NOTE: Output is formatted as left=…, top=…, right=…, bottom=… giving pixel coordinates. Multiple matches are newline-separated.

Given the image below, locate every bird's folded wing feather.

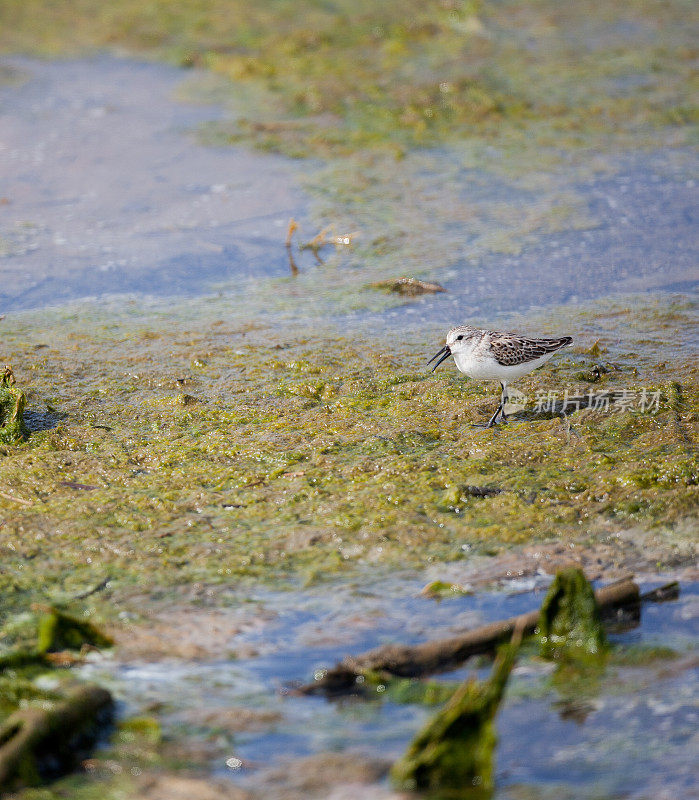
left=490, top=335, right=572, bottom=366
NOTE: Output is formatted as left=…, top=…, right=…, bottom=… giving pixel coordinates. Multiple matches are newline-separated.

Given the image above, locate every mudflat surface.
left=412, top=150, right=698, bottom=323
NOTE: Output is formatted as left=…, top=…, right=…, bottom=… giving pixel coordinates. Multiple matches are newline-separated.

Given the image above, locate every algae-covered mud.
left=0, top=295, right=696, bottom=613
left=0, top=0, right=697, bottom=797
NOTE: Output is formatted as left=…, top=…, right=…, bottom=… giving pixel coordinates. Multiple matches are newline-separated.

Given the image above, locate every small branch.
left=640, top=581, right=680, bottom=603
left=72, top=577, right=112, bottom=601
left=0, top=490, right=32, bottom=506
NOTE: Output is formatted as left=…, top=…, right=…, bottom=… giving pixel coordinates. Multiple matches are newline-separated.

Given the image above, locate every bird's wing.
left=489, top=335, right=572, bottom=367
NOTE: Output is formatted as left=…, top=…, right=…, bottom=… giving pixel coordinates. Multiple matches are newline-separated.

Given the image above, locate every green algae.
left=391, top=640, right=518, bottom=798
left=0, top=677, right=61, bottom=719
left=537, top=568, right=607, bottom=661
left=0, top=296, right=696, bottom=621
left=421, top=580, right=473, bottom=600
left=362, top=671, right=461, bottom=706
left=0, top=367, right=28, bottom=445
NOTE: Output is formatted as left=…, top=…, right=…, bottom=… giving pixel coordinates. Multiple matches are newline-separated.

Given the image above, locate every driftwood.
left=299, top=578, right=643, bottom=695
left=641, top=581, right=680, bottom=603
left=0, top=684, right=113, bottom=792
left=391, top=627, right=522, bottom=795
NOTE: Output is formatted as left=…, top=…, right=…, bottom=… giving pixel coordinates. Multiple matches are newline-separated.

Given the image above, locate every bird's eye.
left=457, top=335, right=464, bottom=341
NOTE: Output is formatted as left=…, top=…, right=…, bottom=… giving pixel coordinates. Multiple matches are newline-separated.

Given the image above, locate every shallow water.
left=0, top=56, right=696, bottom=323
left=79, top=575, right=698, bottom=799
left=0, top=56, right=308, bottom=312
left=391, top=149, right=698, bottom=325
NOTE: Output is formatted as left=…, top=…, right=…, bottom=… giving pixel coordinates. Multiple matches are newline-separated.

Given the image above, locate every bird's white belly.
left=453, top=351, right=555, bottom=381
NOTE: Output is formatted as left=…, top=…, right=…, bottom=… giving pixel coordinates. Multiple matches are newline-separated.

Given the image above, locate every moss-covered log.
left=300, top=577, right=639, bottom=695
left=0, top=366, right=28, bottom=445
left=0, top=684, right=114, bottom=792
left=391, top=637, right=519, bottom=798
left=537, top=567, right=607, bottom=660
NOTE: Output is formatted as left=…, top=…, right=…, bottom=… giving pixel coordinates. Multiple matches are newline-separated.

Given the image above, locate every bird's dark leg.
left=500, top=381, right=508, bottom=422
left=486, top=404, right=503, bottom=428
left=486, top=382, right=508, bottom=428
left=486, top=398, right=504, bottom=428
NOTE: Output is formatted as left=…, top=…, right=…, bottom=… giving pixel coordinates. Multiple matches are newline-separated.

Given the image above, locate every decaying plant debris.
left=370, top=276, right=446, bottom=295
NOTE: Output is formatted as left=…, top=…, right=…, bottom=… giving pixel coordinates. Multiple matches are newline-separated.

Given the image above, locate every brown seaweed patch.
left=370, top=277, right=446, bottom=295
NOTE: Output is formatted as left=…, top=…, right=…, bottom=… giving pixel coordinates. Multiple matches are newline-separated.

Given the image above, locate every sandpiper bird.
left=428, top=326, right=573, bottom=427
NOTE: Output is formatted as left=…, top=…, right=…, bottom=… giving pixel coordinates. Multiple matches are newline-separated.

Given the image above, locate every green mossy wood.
left=36, top=607, right=114, bottom=654
left=0, top=610, right=115, bottom=792
left=0, top=367, right=28, bottom=445
left=0, top=608, right=113, bottom=673
left=391, top=640, right=518, bottom=798
left=537, top=568, right=607, bottom=660
left=0, top=684, right=114, bottom=792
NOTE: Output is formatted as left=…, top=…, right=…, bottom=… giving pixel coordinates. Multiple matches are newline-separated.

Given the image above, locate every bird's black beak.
left=427, top=345, right=451, bottom=372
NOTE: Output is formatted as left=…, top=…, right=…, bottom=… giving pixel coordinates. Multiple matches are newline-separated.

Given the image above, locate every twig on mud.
left=72, top=577, right=112, bottom=601
left=0, top=490, right=32, bottom=506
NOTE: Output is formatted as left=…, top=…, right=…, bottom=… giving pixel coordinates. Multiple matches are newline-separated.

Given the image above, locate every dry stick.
left=640, top=581, right=680, bottom=603
left=72, top=576, right=112, bottom=602
left=0, top=490, right=32, bottom=506
left=0, top=684, right=113, bottom=790
left=299, top=578, right=642, bottom=695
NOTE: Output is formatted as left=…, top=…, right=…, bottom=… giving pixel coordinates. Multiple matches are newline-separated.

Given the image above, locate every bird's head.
left=427, top=326, right=478, bottom=372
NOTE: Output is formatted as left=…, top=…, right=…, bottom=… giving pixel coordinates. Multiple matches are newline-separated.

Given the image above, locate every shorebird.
left=428, top=325, right=573, bottom=427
